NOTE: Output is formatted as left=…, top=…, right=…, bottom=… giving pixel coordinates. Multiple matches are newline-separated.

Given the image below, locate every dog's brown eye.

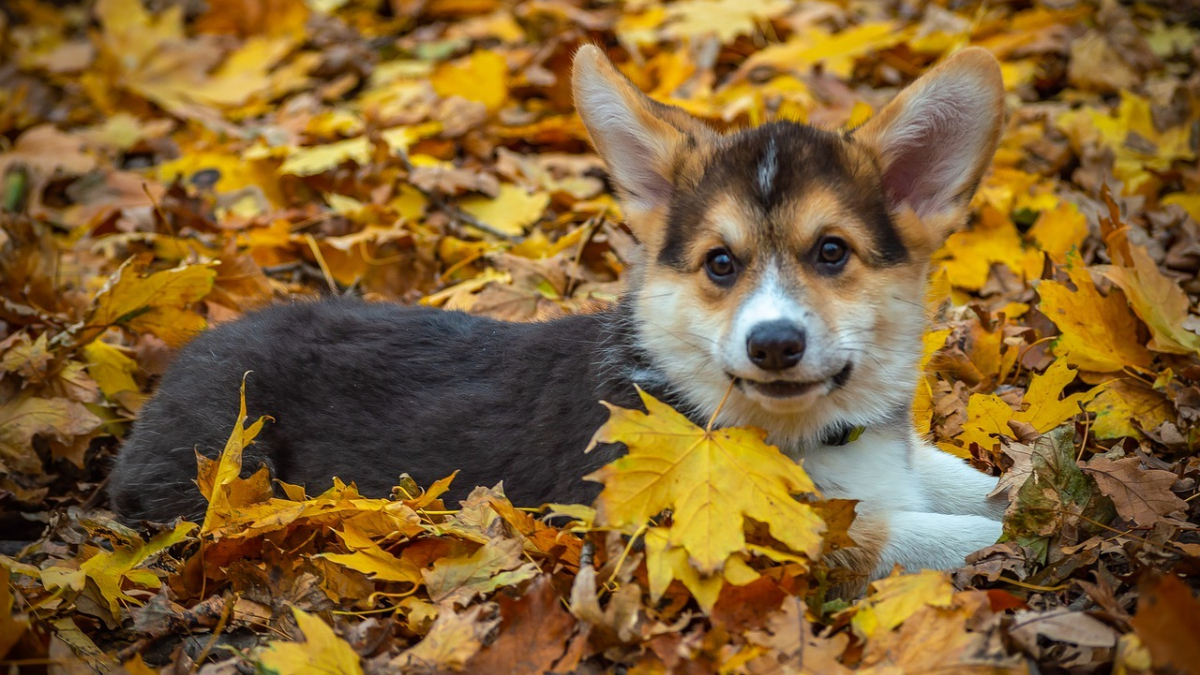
left=705, top=248, right=737, bottom=284
left=816, top=237, right=850, bottom=269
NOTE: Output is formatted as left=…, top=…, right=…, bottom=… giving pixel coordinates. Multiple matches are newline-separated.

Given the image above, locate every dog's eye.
left=704, top=248, right=737, bottom=284
left=816, top=237, right=850, bottom=270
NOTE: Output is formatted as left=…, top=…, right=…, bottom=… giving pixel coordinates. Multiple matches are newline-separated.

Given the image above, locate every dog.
left=109, top=45, right=1007, bottom=580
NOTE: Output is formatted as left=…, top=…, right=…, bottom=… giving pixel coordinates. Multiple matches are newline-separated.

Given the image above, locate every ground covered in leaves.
left=2, top=0, right=1200, bottom=672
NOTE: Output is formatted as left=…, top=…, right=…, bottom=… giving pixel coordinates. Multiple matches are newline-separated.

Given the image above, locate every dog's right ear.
left=572, top=45, right=714, bottom=239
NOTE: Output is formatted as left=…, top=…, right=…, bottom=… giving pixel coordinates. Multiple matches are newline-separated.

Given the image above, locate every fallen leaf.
left=1130, top=574, right=1200, bottom=675
left=422, top=537, right=540, bottom=607
left=738, top=22, right=909, bottom=80
left=586, top=387, right=825, bottom=575
left=851, top=569, right=955, bottom=639
left=81, top=340, right=139, bottom=400
left=466, top=575, right=584, bottom=675
left=1011, top=607, right=1117, bottom=648
left=0, top=124, right=97, bottom=179
left=958, top=359, right=1102, bottom=452
left=0, top=394, right=103, bottom=472
left=1083, top=456, right=1187, bottom=527
left=46, top=521, right=196, bottom=619
left=0, top=566, right=30, bottom=660
left=431, top=51, right=508, bottom=113
left=84, top=257, right=217, bottom=348
left=1003, top=426, right=1115, bottom=548
left=661, top=0, right=793, bottom=43
left=257, top=607, right=363, bottom=675
left=392, top=604, right=500, bottom=672
left=1103, top=240, right=1200, bottom=357
left=458, top=183, right=550, bottom=237
left=200, top=375, right=271, bottom=534
left=1086, top=378, right=1175, bottom=440
left=320, top=526, right=424, bottom=586
left=1036, top=257, right=1153, bottom=372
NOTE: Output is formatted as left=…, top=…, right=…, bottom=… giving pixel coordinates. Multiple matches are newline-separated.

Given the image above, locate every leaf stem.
left=706, top=379, right=736, bottom=433
left=606, top=520, right=651, bottom=589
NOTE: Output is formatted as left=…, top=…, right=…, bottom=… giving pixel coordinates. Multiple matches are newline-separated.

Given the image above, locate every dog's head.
left=573, top=45, right=1004, bottom=445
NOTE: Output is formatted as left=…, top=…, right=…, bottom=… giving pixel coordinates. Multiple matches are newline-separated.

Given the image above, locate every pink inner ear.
left=574, top=76, right=677, bottom=213
left=877, top=81, right=995, bottom=219
left=606, top=129, right=674, bottom=210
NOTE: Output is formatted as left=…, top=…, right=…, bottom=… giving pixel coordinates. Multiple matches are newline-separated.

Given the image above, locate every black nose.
left=746, top=320, right=806, bottom=371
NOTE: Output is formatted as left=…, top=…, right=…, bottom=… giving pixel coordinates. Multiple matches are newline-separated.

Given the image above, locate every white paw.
left=874, top=512, right=1003, bottom=577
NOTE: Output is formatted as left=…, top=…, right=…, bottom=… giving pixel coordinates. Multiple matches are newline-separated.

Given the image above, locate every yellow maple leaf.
left=957, top=360, right=1103, bottom=453
left=190, top=36, right=319, bottom=111
left=90, top=0, right=227, bottom=121
left=201, top=376, right=270, bottom=534
left=431, top=51, right=508, bottom=112
left=271, top=122, right=441, bottom=176
left=320, top=526, right=423, bottom=586
left=257, top=607, right=363, bottom=675
left=937, top=205, right=1038, bottom=291
left=157, top=149, right=286, bottom=207
left=1036, top=257, right=1152, bottom=373
left=851, top=569, right=955, bottom=639
left=914, top=328, right=952, bottom=435
left=1055, top=92, right=1194, bottom=198
left=1087, top=379, right=1174, bottom=440
left=1027, top=201, right=1089, bottom=263
left=586, top=388, right=824, bottom=575
left=39, top=521, right=196, bottom=619
left=643, top=527, right=760, bottom=613
left=738, top=22, right=910, bottom=79
left=0, top=394, right=103, bottom=473
left=84, top=257, right=217, bottom=348
left=661, top=0, right=793, bottom=44
left=1019, top=360, right=1098, bottom=430
left=1100, top=228, right=1200, bottom=356
left=81, top=341, right=138, bottom=400
left=458, top=183, right=550, bottom=237
left=1162, top=193, right=1200, bottom=222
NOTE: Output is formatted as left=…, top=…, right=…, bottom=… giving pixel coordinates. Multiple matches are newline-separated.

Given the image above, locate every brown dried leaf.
left=1084, top=456, right=1188, bottom=526
left=391, top=604, right=500, bottom=672
left=466, top=575, right=585, bottom=675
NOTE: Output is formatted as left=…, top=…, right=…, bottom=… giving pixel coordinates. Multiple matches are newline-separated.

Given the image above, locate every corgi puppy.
left=110, top=45, right=1007, bottom=580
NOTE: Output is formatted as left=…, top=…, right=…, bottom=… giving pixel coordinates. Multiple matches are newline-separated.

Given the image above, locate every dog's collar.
left=821, top=423, right=866, bottom=447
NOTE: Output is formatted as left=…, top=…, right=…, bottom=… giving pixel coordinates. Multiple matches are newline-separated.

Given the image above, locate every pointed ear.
left=572, top=45, right=714, bottom=234
left=855, top=47, right=1005, bottom=240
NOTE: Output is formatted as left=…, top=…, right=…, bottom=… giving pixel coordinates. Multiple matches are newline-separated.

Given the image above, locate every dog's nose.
left=746, top=321, right=806, bottom=371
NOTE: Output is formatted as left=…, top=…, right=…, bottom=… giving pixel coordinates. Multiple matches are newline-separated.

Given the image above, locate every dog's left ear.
left=855, top=47, right=1005, bottom=246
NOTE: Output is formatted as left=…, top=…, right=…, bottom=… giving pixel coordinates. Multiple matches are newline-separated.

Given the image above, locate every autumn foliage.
left=2, top=0, right=1200, bottom=673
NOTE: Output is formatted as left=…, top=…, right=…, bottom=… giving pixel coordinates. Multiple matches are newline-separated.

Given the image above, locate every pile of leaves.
left=2, top=0, right=1200, bottom=672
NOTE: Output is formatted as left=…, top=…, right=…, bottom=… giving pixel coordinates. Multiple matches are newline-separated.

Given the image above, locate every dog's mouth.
left=730, top=363, right=854, bottom=399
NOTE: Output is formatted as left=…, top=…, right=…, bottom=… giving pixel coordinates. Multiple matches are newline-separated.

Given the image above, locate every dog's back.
left=109, top=299, right=636, bottom=522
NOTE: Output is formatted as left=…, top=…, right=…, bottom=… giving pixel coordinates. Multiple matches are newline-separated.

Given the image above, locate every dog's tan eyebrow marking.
left=708, top=196, right=753, bottom=254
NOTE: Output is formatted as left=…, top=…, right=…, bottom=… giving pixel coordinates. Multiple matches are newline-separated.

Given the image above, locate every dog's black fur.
left=109, top=299, right=646, bottom=522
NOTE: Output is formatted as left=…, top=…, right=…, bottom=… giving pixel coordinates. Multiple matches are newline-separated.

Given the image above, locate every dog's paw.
left=874, top=512, right=1003, bottom=577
